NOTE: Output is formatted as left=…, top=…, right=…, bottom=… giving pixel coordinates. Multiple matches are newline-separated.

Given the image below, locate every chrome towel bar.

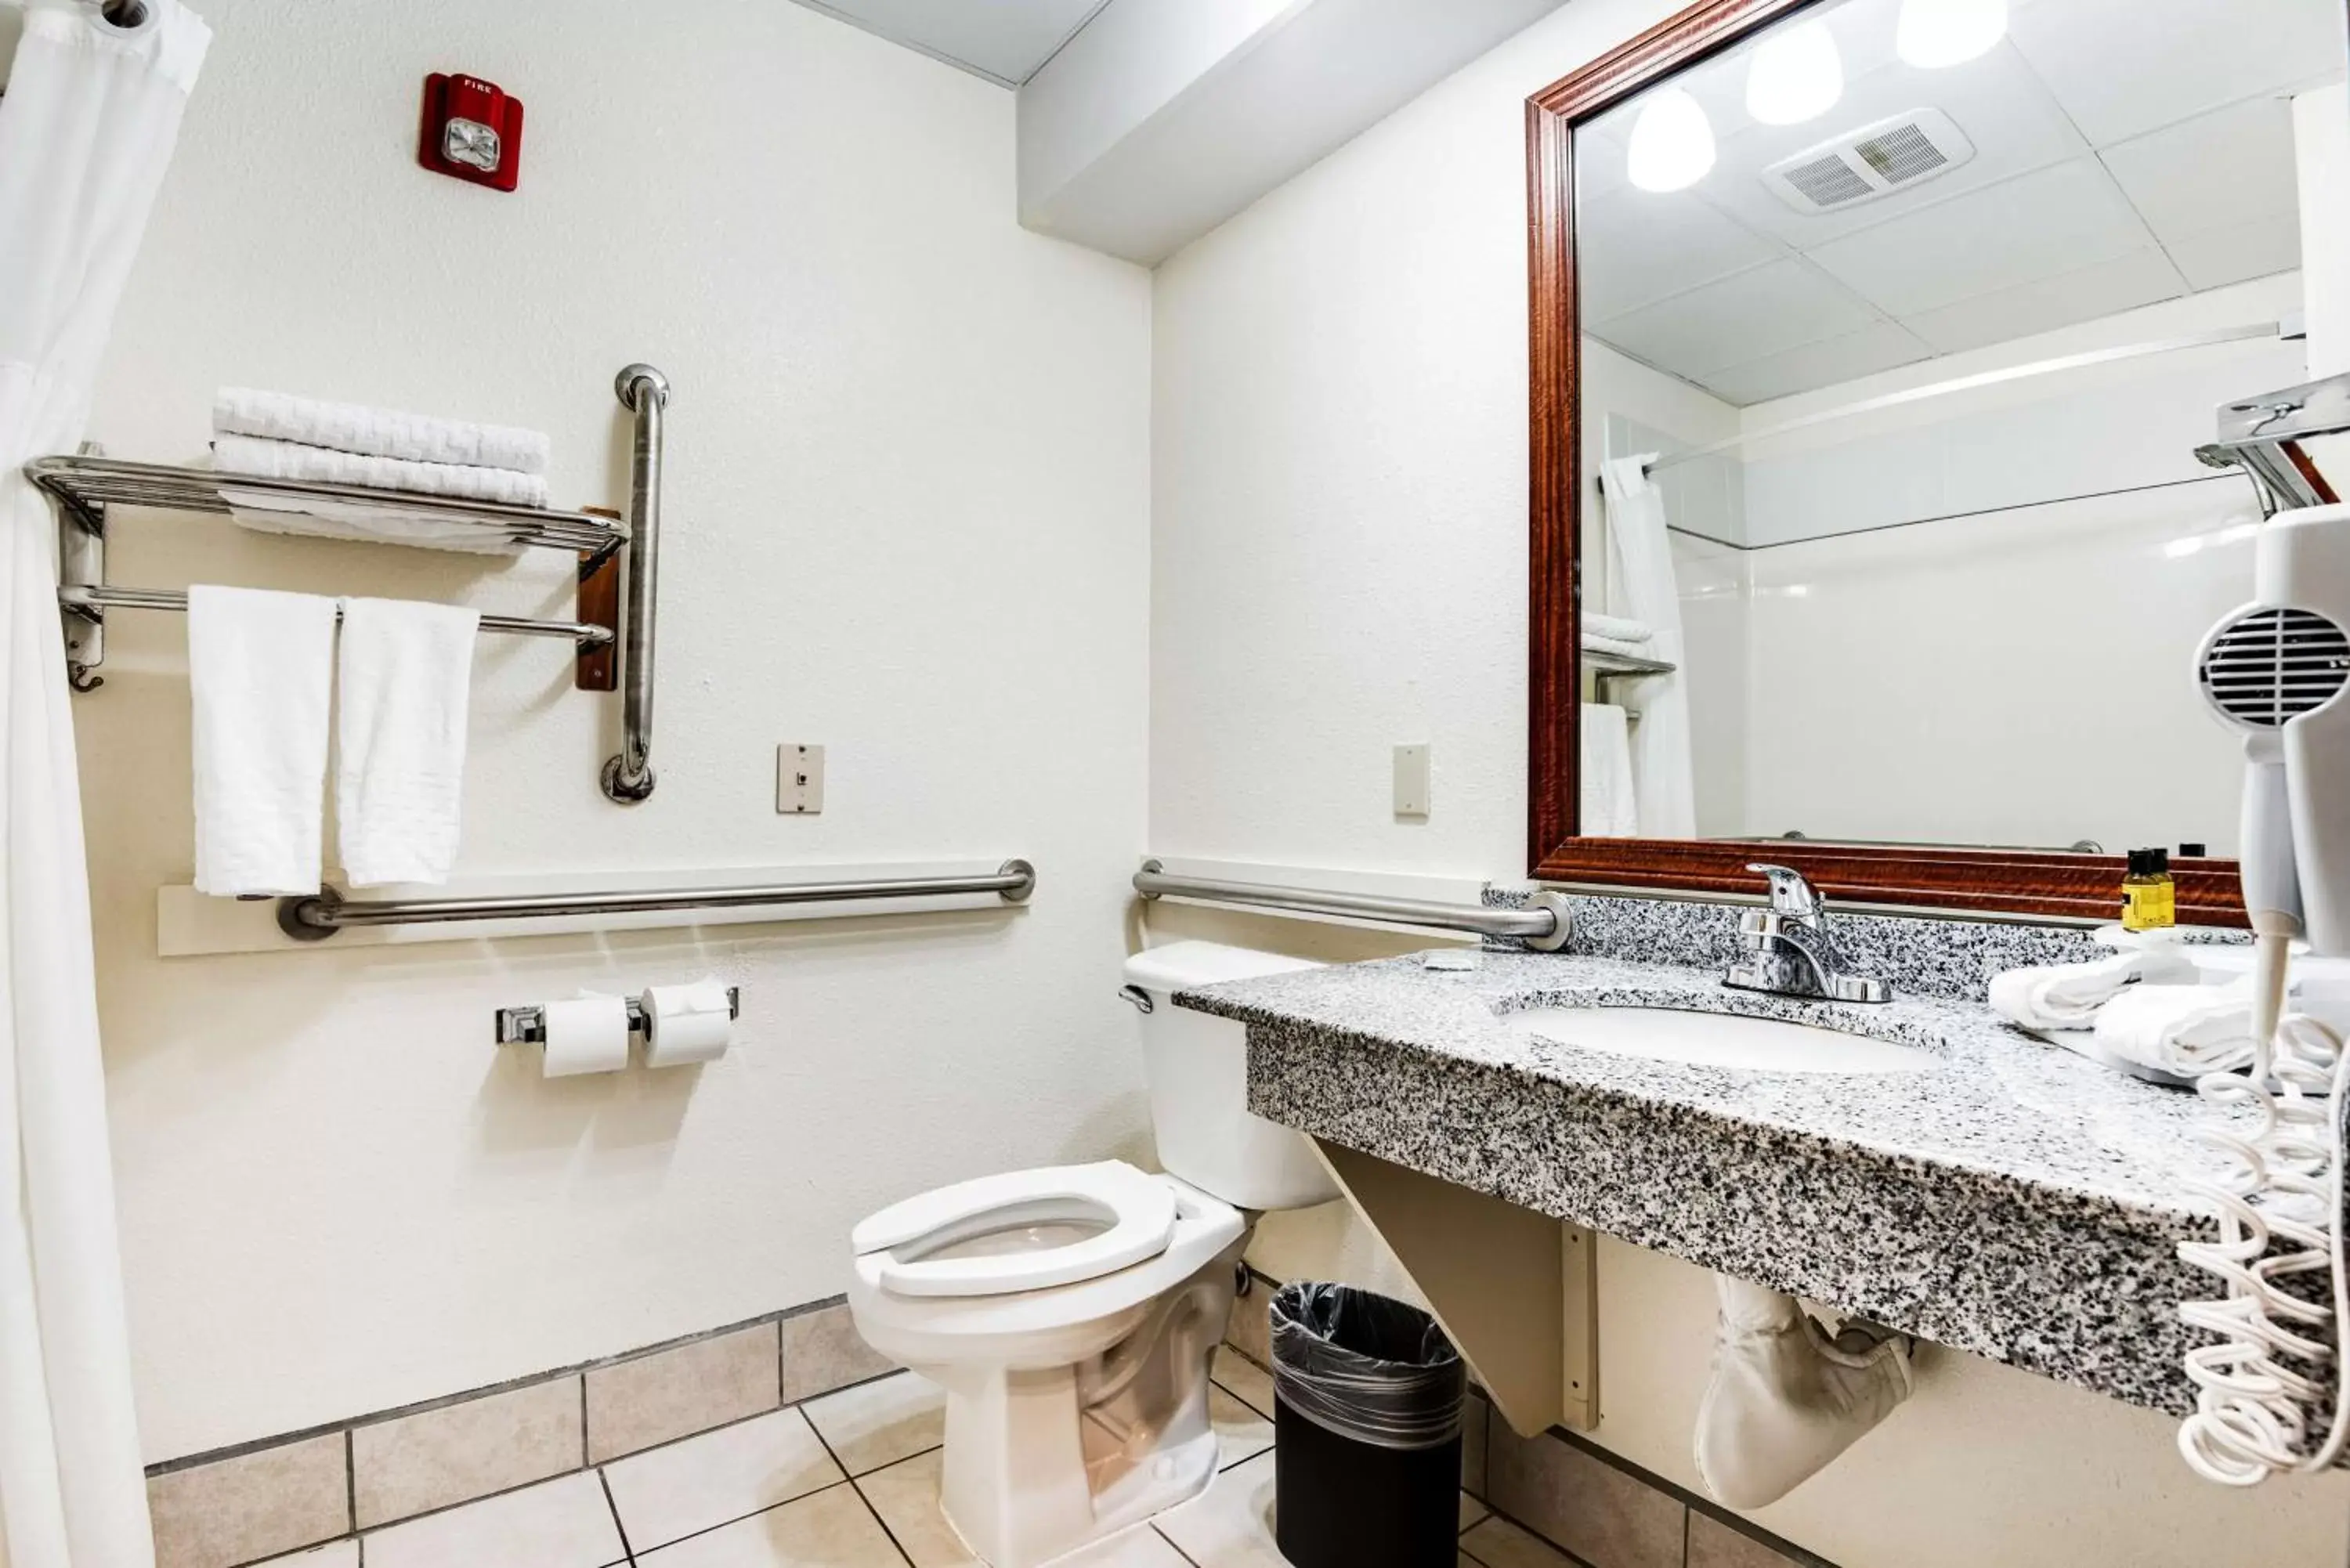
left=277, top=859, right=1036, bottom=941
left=56, top=584, right=613, bottom=645
left=1133, top=860, right=1570, bottom=950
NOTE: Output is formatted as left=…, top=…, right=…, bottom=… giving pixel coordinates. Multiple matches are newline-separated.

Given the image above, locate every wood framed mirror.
left=1527, top=0, right=2350, bottom=923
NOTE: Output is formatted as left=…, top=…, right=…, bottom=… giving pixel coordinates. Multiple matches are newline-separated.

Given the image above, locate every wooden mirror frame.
left=1524, top=0, right=2251, bottom=925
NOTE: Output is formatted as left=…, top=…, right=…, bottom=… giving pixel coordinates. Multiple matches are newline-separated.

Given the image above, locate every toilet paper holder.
left=496, top=987, right=742, bottom=1046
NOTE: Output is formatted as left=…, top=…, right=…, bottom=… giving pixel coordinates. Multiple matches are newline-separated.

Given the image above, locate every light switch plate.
left=778, top=744, right=824, bottom=815
left=1393, top=743, right=1430, bottom=818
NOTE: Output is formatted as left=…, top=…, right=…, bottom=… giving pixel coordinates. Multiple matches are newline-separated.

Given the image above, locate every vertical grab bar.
left=604, top=364, right=668, bottom=803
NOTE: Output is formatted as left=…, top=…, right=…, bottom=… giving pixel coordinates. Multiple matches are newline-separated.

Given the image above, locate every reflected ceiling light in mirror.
left=1627, top=88, right=1716, bottom=193
left=1896, top=0, right=2006, bottom=67
left=1745, top=20, right=1843, bottom=125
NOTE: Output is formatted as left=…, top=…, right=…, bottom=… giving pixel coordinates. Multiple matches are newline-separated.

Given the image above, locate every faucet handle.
left=1746, top=863, right=1823, bottom=922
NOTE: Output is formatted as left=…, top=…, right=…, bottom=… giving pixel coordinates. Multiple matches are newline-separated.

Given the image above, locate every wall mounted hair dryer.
left=2180, top=486, right=2350, bottom=1484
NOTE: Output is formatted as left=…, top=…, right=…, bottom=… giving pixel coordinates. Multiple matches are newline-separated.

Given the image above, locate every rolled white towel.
left=212, top=433, right=549, bottom=508
left=215, top=387, right=549, bottom=475
left=2092, top=984, right=2258, bottom=1076
left=1584, top=633, right=1663, bottom=663
left=1988, top=948, right=2200, bottom=1030
left=1583, top=611, right=1653, bottom=645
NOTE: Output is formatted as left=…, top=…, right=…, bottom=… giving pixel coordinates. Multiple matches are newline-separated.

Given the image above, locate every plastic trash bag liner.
left=1271, top=1282, right=1466, bottom=1450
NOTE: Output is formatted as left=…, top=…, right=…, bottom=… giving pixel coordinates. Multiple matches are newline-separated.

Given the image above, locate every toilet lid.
left=851, top=1161, right=1179, bottom=1298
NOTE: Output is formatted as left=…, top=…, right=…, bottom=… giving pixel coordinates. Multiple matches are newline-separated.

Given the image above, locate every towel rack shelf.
left=1584, top=648, right=1675, bottom=677
left=28, top=362, right=673, bottom=803
left=25, top=455, right=629, bottom=553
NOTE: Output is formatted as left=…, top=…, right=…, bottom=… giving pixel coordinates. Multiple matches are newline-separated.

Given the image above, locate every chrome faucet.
left=1722, top=864, right=1892, bottom=1003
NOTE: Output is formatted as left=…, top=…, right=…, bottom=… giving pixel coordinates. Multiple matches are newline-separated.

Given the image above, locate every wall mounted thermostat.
left=418, top=73, right=523, bottom=192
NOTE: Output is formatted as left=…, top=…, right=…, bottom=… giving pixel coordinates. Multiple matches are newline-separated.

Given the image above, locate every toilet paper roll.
left=641, top=979, right=733, bottom=1068
left=540, top=995, right=631, bottom=1077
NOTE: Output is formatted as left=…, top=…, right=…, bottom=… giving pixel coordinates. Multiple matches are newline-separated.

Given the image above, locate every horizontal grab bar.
left=277, top=859, right=1036, bottom=941
left=1132, top=861, right=1569, bottom=950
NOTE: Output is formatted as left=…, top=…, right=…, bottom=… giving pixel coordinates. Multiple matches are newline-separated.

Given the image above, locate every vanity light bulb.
left=1896, top=0, right=2007, bottom=68
left=1627, top=88, right=1716, bottom=193
left=1745, top=21, right=1843, bottom=126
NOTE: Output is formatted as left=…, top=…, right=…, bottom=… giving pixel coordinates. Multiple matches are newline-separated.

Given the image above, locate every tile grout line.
left=1148, top=1522, right=1204, bottom=1568
left=804, top=1412, right=916, bottom=1568
left=598, top=1466, right=638, bottom=1566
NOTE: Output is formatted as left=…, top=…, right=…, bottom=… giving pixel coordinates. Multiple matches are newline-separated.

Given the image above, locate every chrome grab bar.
left=605, top=364, right=667, bottom=803
left=277, top=859, right=1036, bottom=941
left=1132, top=860, right=1570, bottom=950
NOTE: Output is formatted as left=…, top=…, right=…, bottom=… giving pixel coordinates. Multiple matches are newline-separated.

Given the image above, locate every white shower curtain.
left=0, top=4, right=208, bottom=1565
left=1598, top=455, right=1696, bottom=837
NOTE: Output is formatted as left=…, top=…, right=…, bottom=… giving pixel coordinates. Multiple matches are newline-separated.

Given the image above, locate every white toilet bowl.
left=847, top=942, right=1338, bottom=1568
left=849, top=1161, right=1248, bottom=1568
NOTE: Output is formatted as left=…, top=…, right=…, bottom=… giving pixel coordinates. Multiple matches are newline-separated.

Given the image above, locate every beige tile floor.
left=332, top=1349, right=1571, bottom=1567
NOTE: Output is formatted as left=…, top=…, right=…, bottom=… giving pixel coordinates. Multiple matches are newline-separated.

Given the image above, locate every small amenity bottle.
left=2122, top=847, right=2176, bottom=932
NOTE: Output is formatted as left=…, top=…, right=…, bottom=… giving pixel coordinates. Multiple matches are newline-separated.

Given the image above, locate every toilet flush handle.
left=1118, top=985, right=1155, bottom=1014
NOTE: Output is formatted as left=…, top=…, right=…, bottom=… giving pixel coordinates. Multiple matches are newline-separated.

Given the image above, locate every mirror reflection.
left=1575, top=0, right=2347, bottom=858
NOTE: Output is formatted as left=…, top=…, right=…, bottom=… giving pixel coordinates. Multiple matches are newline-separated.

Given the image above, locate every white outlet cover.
left=779, top=744, right=825, bottom=815
left=1393, top=743, right=1430, bottom=818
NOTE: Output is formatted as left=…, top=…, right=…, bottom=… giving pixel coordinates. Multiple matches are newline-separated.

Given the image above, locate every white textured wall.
left=1146, top=0, right=2350, bottom=1561
left=81, top=0, right=1151, bottom=1461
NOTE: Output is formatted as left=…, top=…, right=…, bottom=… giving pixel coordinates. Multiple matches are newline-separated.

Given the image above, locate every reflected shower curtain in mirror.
left=1599, top=456, right=1696, bottom=837
left=0, top=4, right=208, bottom=1563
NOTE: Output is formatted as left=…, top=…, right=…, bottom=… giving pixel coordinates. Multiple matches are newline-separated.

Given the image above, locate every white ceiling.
left=789, top=0, right=1112, bottom=88
left=1581, top=0, right=2345, bottom=406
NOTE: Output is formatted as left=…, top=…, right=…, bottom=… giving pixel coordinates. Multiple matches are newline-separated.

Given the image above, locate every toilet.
left=848, top=941, right=1338, bottom=1567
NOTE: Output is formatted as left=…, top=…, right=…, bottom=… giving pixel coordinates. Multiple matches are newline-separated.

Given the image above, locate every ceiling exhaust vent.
left=1762, top=108, right=1975, bottom=214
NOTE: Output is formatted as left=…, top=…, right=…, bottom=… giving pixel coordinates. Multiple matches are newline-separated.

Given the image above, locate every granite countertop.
left=1177, top=948, right=2232, bottom=1416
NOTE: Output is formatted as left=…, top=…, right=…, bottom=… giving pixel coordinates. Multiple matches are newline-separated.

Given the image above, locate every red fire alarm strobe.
left=418, top=73, right=523, bottom=191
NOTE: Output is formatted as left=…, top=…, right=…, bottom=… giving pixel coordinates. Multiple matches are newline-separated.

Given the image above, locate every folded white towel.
left=336, top=598, right=479, bottom=887
left=212, top=434, right=550, bottom=508
left=221, top=490, right=525, bottom=558
left=1581, top=703, right=1639, bottom=836
left=1584, top=633, right=1661, bottom=663
left=215, top=387, right=550, bottom=475
left=1987, top=948, right=2200, bottom=1030
left=188, top=586, right=338, bottom=896
left=1584, top=611, right=1653, bottom=645
left=2092, top=984, right=2258, bottom=1076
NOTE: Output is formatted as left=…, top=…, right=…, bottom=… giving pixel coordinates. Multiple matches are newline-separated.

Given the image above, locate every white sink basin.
left=1505, top=1006, right=1939, bottom=1075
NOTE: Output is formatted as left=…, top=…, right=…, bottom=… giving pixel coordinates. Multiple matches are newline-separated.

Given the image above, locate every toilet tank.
left=1124, top=941, right=1342, bottom=1212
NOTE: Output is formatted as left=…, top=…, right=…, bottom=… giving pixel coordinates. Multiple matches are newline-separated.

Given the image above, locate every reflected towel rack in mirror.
left=24, top=362, right=671, bottom=804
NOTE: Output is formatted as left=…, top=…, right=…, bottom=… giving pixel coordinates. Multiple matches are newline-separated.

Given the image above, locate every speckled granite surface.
left=1179, top=949, right=2233, bottom=1416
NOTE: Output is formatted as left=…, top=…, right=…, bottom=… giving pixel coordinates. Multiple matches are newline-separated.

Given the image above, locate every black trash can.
left=1269, top=1282, right=1466, bottom=1568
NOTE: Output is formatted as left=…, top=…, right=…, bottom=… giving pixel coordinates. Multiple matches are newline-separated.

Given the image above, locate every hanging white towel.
left=336, top=598, right=480, bottom=887
left=188, top=585, right=336, bottom=896
left=1582, top=611, right=1653, bottom=645
left=215, top=386, right=550, bottom=475
left=1581, top=703, right=1639, bottom=837
left=1600, top=455, right=1696, bottom=836
left=212, top=432, right=549, bottom=507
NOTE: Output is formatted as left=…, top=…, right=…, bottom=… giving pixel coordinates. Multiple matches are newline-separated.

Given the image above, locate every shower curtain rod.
left=1642, top=321, right=2283, bottom=475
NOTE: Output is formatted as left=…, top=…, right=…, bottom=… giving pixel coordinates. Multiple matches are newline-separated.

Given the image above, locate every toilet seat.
left=851, top=1161, right=1178, bottom=1299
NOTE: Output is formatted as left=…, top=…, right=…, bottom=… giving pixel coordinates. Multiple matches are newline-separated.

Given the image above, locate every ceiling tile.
left=2102, top=95, right=2303, bottom=249
left=1576, top=187, right=1784, bottom=320
left=1700, top=320, right=1936, bottom=405
left=2164, top=215, right=2305, bottom=291
left=1695, top=38, right=2091, bottom=250
left=1900, top=247, right=2188, bottom=355
left=1591, top=259, right=1880, bottom=380
left=2006, top=0, right=2345, bottom=146
left=1806, top=157, right=2155, bottom=316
